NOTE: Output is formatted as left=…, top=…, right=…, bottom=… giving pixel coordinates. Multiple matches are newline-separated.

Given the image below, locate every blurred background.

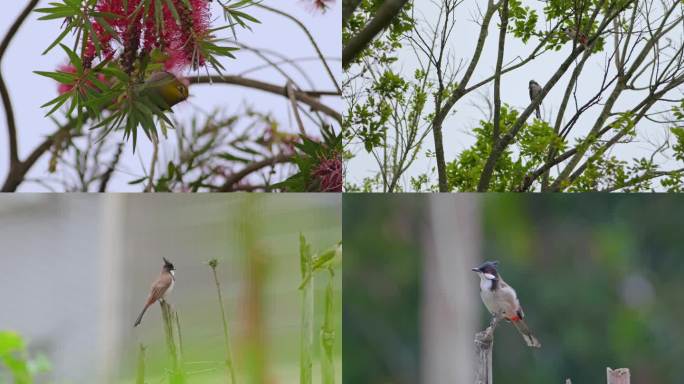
left=343, top=194, right=684, bottom=384
left=0, top=194, right=341, bottom=383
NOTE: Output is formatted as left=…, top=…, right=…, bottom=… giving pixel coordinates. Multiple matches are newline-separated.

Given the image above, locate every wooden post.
left=607, top=368, right=630, bottom=384
left=474, top=318, right=499, bottom=384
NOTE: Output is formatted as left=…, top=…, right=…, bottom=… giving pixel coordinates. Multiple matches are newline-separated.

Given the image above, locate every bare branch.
left=218, top=153, right=293, bottom=192
left=0, top=0, right=40, bottom=167
left=190, top=76, right=341, bottom=123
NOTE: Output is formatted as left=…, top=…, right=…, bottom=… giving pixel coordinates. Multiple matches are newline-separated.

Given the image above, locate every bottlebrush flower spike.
left=83, top=0, right=212, bottom=72
left=168, top=0, right=212, bottom=70
left=303, top=0, right=335, bottom=13
left=312, top=153, right=342, bottom=192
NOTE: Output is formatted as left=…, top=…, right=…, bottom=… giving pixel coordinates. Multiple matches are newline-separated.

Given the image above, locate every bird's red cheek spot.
left=508, top=315, right=521, bottom=321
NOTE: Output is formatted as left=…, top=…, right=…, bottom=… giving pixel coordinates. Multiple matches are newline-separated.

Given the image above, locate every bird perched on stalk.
left=528, top=80, right=542, bottom=119
left=472, top=260, right=541, bottom=348
left=134, top=257, right=176, bottom=327
left=141, top=71, right=188, bottom=110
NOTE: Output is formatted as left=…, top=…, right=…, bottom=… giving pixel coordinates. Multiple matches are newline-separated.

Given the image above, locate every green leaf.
left=60, top=43, right=83, bottom=73
left=42, top=24, right=74, bottom=55
left=34, top=70, right=76, bottom=84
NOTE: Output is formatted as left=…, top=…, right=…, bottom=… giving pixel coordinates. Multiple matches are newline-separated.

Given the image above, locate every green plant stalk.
left=136, top=344, right=146, bottom=384
left=299, top=234, right=313, bottom=384
left=320, top=269, right=336, bottom=384
left=175, top=311, right=185, bottom=364
left=160, top=301, right=185, bottom=384
left=210, top=259, right=238, bottom=384
left=240, top=196, right=268, bottom=384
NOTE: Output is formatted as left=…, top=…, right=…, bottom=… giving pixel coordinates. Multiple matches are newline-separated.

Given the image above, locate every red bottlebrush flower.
left=84, top=0, right=211, bottom=71
left=165, top=0, right=211, bottom=70
left=312, top=153, right=342, bottom=192
left=56, top=64, right=77, bottom=95
left=55, top=64, right=110, bottom=95
left=302, top=0, right=335, bottom=13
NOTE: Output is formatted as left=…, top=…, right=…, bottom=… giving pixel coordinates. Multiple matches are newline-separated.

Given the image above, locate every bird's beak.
left=471, top=267, right=480, bottom=272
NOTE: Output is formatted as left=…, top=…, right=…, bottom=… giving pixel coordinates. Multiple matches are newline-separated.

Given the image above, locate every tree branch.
left=2, top=121, right=74, bottom=192
left=0, top=0, right=40, bottom=167
left=432, top=0, right=502, bottom=191
left=190, top=76, right=341, bottom=123
left=343, top=0, right=363, bottom=28
left=342, top=0, right=410, bottom=68
left=218, top=153, right=293, bottom=192
left=492, top=0, right=509, bottom=143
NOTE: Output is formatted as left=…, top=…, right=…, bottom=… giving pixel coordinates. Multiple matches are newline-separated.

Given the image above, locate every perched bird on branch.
left=141, top=71, right=189, bottom=110
left=563, top=27, right=589, bottom=48
left=472, top=261, right=541, bottom=348
left=528, top=80, right=542, bottom=119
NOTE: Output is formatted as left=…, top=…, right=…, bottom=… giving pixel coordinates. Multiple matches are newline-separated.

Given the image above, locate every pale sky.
left=346, top=1, right=680, bottom=191
left=0, top=0, right=341, bottom=191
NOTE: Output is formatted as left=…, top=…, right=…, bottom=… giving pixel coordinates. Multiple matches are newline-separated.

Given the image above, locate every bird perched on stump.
left=528, top=80, right=542, bottom=119
left=472, top=260, right=541, bottom=348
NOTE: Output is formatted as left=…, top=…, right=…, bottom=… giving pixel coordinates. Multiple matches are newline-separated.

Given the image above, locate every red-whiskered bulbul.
left=529, top=80, right=542, bottom=119
left=472, top=260, right=541, bottom=348
left=563, top=27, right=589, bottom=48
left=134, top=257, right=175, bottom=327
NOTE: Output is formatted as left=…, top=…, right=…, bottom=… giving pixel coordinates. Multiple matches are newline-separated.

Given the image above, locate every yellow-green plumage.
left=142, top=71, right=188, bottom=110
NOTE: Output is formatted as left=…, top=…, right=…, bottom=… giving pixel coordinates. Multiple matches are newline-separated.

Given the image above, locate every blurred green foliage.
left=483, top=194, right=684, bottom=383
left=343, top=194, right=684, bottom=383
left=343, top=195, right=426, bottom=384
left=0, top=331, right=51, bottom=383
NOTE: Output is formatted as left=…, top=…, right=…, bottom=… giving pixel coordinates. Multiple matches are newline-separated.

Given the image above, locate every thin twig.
left=98, top=143, right=124, bottom=192
left=287, top=81, right=307, bottom=136
left=256, top=4, right=341, bottom=94
left=145, top=133, right=159, bottom=192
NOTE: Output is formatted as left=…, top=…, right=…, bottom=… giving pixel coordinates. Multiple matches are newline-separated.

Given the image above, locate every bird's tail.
left=512, top=318, right=541, bottom=348
left=134, top=305, right=149, bottom=327
left=535, top=107, right=541, bottom=119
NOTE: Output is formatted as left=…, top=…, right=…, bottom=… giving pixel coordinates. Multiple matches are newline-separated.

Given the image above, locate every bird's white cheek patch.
left=484, top=273, right=496, bottom=280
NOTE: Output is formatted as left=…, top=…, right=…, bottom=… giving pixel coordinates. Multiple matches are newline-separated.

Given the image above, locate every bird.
left=472, top=260, right=541, bottom=348
left=563, top=27, right=589, bottom=48
left=141, top=71, right=188, bottom=110
left=134, top=257, right=176, bottom=327
left=528, top=80, right=542, bottom=119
